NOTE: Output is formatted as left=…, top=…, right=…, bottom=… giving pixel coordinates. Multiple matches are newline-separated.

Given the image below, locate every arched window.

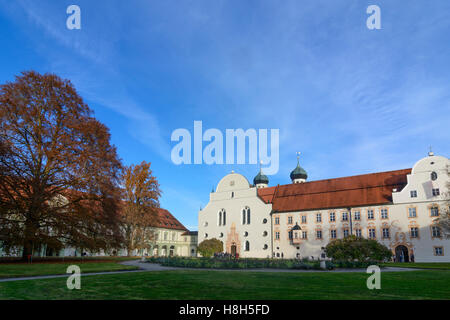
left=242, top=207, right=250, bottom=225
left=218, top=209, right=226, bottom=226
left=245, top=241, right=250, bottom=251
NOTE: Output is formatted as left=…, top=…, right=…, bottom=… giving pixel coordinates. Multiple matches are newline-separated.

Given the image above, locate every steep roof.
left=155, top=208, right=188, bottom=231
left=182, top=230, right=198, bottom=236
left=257, top=186, right=277, bottom=204
left=257, top=168, right=411, bottom=212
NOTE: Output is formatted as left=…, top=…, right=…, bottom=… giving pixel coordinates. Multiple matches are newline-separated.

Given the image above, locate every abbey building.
left=198, top=152, right=450, bottom=262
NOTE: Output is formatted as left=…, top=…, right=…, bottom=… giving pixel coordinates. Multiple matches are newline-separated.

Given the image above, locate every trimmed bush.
left=325, top=235, right=392, bottom=262
left=197, top=238, right=223, bottom=257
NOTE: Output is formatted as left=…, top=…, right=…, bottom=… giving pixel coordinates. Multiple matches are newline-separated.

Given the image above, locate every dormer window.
left=432, top=188, right=440, bottom=196
left=410, top=190, right=417, bottom=198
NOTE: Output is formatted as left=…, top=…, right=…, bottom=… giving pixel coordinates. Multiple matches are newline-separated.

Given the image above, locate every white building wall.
left=199, top=173, right=272, bottom=258
left=200, top=154, right=450, bottom=262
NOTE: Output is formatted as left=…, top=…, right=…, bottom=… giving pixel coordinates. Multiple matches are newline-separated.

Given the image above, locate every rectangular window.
left=381, top=208, right=388, bottom=219
left=354, top=211, right=361, bottom=221
left=432, top=188, right=440, bottom=196
left=355, top=229, right=362, bottom=237
left=368, top=228, right=376, bottom=239
left=316, top=230, right=322, bottom=239
left=368, top=210, right=374, bottom=220
left=275, top=232, right=280, bottom=240
left=342, top=212, right=348, bottom=221
left=302, top=231, right=307, bottom=239
left=329, top=212, right=335, bottom=222
left=410, top=227, right=419, bottom=238
left=434, top=247, right=443, bottom=256
left=301, top=215, right=307, bottom=224
left=288, top=216, right=293, bottom=225
left=343, top=229, right=349, bottom=238
left=432, top=226, right=441, bottom=238
left=408, top=207, right=417, bottom=218
left=410, top=190, right=417, bottom=198
left=316, top=213, right=322, bottom=223
left=382, top=228, right=390, bottom=239
left=288, top=231, right=293, bottom=240
left=330, top=229, right=337, bottom=239
left=275, top=217, right=280, bottom=225
left=430, top=207, right=439, bottom=217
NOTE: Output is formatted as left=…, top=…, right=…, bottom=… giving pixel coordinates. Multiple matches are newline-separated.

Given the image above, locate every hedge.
left=145, top=257, right=378, bottom=270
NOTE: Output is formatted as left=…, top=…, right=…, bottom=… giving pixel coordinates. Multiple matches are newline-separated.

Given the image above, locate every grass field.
left=0, top=260, right=138, bottom=279
left=0, top=269, right=449, bottom=300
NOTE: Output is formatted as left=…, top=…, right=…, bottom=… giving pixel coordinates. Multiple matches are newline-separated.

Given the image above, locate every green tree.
left=197, top=238, right=223, bottom=257
left=325, top=235, right=392, bottom=262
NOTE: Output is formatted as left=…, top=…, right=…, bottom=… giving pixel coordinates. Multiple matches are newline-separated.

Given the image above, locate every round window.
left=431, top=171, right=438, bottom=181
left=243, top=231, right=248, bottom=237
left=263, top=244, right=268, bottom=250
left=263, top=218, right=268, bottom=224
left=263, top=231, right=268, bottom=237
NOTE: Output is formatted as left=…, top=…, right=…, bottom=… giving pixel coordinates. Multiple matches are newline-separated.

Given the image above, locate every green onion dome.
left=290, top=162, right=307, bottom=181
left=253, top=170, right=269, bottom=185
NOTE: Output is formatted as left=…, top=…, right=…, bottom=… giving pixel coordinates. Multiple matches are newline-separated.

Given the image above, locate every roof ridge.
left=281, top=168, right=411, bottom=186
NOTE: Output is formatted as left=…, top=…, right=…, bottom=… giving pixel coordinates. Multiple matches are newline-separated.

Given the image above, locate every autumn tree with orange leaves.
left=121, top=161, right=161, bottom=256
left=0, top=71, right=124, bottom=259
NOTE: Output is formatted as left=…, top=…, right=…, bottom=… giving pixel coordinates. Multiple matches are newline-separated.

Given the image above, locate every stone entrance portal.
left=226, top=223, right=241, bottom=255
left=395, top=245, right=409, bottom=262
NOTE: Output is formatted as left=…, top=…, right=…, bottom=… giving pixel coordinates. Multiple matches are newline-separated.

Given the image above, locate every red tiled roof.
left=257, top=186, right=277, bottom=204
left=155, top=208, right=188, bottom=231
left=257, top=169, right=411, bottom=212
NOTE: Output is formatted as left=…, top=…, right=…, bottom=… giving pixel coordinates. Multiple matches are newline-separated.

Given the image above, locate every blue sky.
left=1, top=0, right=449, bottom=230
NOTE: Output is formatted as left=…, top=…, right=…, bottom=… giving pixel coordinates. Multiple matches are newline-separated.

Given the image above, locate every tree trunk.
left=21, top=239, right=33, bottom=261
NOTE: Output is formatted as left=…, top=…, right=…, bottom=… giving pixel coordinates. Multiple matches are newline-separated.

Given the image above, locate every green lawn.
left=1, top=269, right=449, bottom=300
left=0, top=261, right=138, bottom=279
left=381, top=262, right=450, bottom=270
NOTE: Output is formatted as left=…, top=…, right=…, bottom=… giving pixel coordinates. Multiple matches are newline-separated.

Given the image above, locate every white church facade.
left=198, top=152, right=450, bottom=262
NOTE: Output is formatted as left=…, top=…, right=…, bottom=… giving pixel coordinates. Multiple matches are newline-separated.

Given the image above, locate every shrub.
left=325, top=235, right=392, bottom=262
left=197, top=238, right=223, bottom=257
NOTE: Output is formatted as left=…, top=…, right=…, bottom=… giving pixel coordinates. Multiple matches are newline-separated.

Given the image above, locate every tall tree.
left=0, top=71, right=124, bottom=259
left=436, top=181, right=450, bottom=237
left=122, top=161, right=160, bottom=256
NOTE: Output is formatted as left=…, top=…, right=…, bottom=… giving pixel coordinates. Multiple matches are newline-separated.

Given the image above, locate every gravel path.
left=0, top=260, right=421, bottom=283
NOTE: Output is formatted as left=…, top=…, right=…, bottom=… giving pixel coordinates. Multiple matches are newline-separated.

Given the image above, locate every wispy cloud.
left=9, top=0, right=171, bottom=160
